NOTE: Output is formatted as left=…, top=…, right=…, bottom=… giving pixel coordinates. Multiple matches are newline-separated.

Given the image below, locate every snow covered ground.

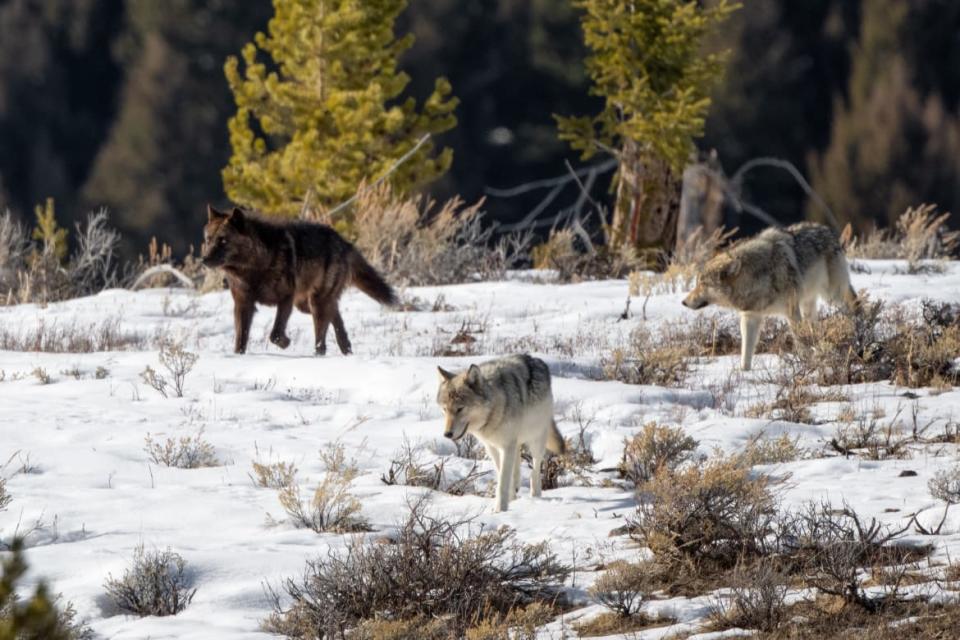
left=1, top=261, right=960, bottom=638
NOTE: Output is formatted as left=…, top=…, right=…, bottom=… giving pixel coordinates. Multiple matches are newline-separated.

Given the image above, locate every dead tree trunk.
left=609, top=139, right=681, bottom=269
left=677, top=153, right=725, bottom=251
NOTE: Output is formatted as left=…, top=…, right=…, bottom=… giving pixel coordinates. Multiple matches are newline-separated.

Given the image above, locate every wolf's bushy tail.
left=547, top=419, right=565, bottom=455
left=348, top=250, right=398, bottom=306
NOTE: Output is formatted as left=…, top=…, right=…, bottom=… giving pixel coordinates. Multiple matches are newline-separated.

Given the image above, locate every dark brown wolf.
left=201, top=205, right=397, bottom=355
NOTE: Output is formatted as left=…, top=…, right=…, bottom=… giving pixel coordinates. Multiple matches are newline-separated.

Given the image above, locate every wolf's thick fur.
left=682, top=222, right=857, bottom=370
left=202, top=205, right=397, bottom=355
left=437, top=354, right=564, bottom=512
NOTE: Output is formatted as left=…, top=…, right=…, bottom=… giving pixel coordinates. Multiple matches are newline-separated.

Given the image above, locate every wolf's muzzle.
left=682, top=298, right=709, bottom=310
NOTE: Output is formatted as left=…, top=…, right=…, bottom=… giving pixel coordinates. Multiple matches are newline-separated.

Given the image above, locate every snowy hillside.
left=2, top=262, right=960, bottom=639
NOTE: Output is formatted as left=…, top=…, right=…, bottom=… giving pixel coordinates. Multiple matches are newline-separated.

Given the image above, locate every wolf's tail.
left=349, top=250, right=398, bottom=306
left=546, top=419, right=566, bottom=455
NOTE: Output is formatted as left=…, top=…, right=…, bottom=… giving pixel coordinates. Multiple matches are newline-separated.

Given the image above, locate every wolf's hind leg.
left=309, top=296, right=332, bottom=355
left=529, top=440, right=545, bottom=498
left=740, top=314, right=762, bottom=371
left=512, top=451, right=521, bottom=500
left=270, top=297, right=293, bottom=349
left=331, top=305, right=352, bottom=355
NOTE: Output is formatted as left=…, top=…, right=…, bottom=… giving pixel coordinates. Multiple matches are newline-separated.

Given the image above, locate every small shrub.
left=633, top=458, right=777, bottom=569
left=620, top=422, right=699, bottom=484
left=831, top=406, right=910, bottom=460
left=263, top=498, right=568, bottom=638
left=103, top=545, right=196, bottom=617
left=928, top=466, right=960, bottom=504
left=380, top=438, right=486, bottom=496
left=589, top=560, right=652, bottom=618
left=278, top=474, right=370, bottom=533
left=783, top=501, right=913, bottom=612
left=711, top=562, right=789, bottom=632
left=31, top=367, right=51, bottom=385
left=141, top=340, right=197, bottom=398
left=601, top=331, right=689, bottom=388
left=734, top=432, right=803, bottom=467
left=318, top=441, right=360, bottom=481
left=144, top=430, right=219, bottom=468
left=0, top=478, right=10, bottom=512
left=251, top=459, right=298, bottom=489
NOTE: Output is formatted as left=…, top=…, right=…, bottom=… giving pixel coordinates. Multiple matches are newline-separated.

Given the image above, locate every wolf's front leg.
left=739, top=313, right=762, bottom=371
left=269, top=297, right=293, bottom=349
left=232, top=294, right=256, bottom=354
left=496, top=443, right=518, bottom=512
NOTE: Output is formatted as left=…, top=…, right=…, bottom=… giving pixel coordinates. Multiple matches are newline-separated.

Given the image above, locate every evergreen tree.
left=223, top=0, right=458, bottom=227
left=809, top=0, right=960, bottom=231
left=557, top=0, right=737, bottom=261
left=0, top=0, right=123, bottom=226
left=82, top=0, right=271, bottom=254
left=0, top=540, right=73, bottom=640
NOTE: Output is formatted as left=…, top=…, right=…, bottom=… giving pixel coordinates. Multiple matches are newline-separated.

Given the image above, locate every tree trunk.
left=610, top=139, right=682, bottom=269
left=677, top=154, right=725, bottom=250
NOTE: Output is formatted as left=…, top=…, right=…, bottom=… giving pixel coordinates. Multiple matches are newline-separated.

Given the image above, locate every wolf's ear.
left=722, top=258, right=741, bottom=279
left=207, top=204, right=227, bottom=221
left=437, top=366, right=455, bottom=383
left=465, top=364, right=481, bottom=387
left=227, top=207, right=245, bottom=229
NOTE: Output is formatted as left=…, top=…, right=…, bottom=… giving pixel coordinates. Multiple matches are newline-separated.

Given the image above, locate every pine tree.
left=0, top=540, right=73, bottom=640
left=222, top=0, right=458, bottom=228
left=809, top=0, right=960, bottom=231
left=557, top=0, right=737, bottom=262
left=82, top=0, right=271, bottom=254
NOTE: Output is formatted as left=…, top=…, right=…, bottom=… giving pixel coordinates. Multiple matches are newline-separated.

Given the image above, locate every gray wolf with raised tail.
left=437, top=354, right=565, bottom=512
left=201, top=205, right=397, bottom=355
left=682, top=222, right=858, bottom=370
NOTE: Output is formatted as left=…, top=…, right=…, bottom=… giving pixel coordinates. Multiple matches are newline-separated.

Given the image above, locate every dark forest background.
left=2, top=0, right=959, bottom=256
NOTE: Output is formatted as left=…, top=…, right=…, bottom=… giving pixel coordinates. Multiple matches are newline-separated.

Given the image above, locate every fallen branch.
left=131, top=265, right=196, bottom=290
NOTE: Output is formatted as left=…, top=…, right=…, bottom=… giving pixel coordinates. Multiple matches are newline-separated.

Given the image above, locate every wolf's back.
left=786, top=222, right=844, bottom=275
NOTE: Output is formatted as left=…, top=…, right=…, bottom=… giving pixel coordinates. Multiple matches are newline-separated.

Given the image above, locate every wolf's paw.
left=270, top=333, right=291, bottom=349
left=315, top=343, right=327, bottom=356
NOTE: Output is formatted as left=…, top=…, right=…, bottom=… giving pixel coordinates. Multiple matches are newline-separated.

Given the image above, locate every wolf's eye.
left=217, top=237, right=226, bottom=246
left=455, top=407, right=463, bottom=414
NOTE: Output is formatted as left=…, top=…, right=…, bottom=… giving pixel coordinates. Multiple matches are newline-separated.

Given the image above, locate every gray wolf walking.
left=682, top=222, right=858, bottom=370
left=437, top=354, right=565, bottom=512
left=202, top=205, right=397, bottom=355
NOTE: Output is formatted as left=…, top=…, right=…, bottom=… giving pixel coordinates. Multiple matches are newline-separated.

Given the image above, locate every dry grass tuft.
left=144, top=430, right=219, bottom=469
left=277, top=473, right=371, bottom=534
left=0, top=317, right=148, bottom=353
left=843, top=203, right=959, bottom=270
left=351, top=182, right=529, bottom=286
